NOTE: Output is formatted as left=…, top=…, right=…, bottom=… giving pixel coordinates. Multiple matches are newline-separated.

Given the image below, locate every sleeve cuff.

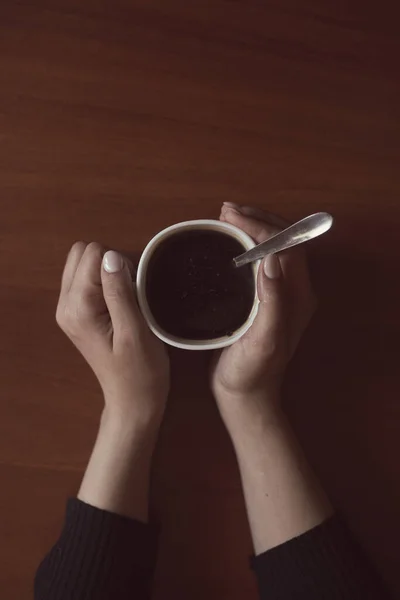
left=35, top=498, right=159, bottom=599
left=251, top=515, right=388, bottom=599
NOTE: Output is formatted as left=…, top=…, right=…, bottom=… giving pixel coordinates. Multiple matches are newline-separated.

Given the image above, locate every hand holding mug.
left=211, top=205, right=317, bottom=436
left=56, top=242, right=170, bottom=429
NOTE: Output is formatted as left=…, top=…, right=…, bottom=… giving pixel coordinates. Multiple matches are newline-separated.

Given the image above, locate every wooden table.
left=1, top=2, right=399, bottom=598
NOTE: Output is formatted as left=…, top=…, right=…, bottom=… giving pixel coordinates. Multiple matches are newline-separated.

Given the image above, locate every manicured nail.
left=223, top=206, right=242, bottom=216
left=103, top=250, right=123, bottom=273
left=223, top=202, right=241, bottom=209
left=263, top=254, right=281, bottom=279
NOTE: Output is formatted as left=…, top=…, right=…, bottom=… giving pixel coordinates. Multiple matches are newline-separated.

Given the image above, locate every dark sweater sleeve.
left=34, top=498, right=158, bottom=600
left=252, top=515, right=391, bottom=600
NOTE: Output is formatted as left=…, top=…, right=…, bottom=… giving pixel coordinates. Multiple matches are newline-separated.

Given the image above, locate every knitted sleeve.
left=252, top=515, right=391, bottom=600
left=34, top=498, right=158, bottom=600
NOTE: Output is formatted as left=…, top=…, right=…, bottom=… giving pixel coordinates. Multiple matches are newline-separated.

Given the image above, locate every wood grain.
left=0, top=1, right=399, bottom=598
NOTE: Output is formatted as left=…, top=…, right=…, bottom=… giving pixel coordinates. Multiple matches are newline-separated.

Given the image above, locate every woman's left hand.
left=56, top=242, right=170, bottom=428
left=211, top=205, right=317, bottom=435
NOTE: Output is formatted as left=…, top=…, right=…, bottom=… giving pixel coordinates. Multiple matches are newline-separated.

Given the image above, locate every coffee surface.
left=146, top=230, right=255, bottom=340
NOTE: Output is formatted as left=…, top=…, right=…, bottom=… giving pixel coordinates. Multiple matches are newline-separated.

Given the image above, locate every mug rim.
left=136, top=219, right=259, bottom=350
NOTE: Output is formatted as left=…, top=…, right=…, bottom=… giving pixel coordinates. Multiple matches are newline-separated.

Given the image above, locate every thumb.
left=245, top=254, right=283, bottom=347
left=101, top=250, right=141, bottom=336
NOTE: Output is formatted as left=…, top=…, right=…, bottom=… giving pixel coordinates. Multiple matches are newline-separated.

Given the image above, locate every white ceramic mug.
left=136, top=219, right=259, bottom=350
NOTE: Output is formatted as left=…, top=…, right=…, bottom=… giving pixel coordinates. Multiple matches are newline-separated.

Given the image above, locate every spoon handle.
left=233, top=212, right=333, bottom=268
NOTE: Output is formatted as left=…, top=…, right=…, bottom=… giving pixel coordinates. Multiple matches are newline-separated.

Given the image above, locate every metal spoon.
left=233, top=212, right=333, bottom=268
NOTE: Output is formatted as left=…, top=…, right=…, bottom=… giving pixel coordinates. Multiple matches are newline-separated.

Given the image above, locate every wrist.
left=230, top=405, right=289, bottom=456
left=102, top=387, right=166, bottom=428
left=216, top=388, right=284, bottom=445
left=213, top=375, right=282, bottom=411
left=100, top=405, right=161, bottom=448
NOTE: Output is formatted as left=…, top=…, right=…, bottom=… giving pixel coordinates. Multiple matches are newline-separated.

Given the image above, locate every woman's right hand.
left=56, top=242, right=170, bottom=429
left=211, top=204, right=317, bottom=435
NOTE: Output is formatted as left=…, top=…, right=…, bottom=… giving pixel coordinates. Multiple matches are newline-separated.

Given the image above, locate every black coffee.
left=146, top=230, right=255, bottom=340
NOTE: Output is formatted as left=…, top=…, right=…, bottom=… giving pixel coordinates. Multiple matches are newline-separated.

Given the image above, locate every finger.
left=244, top=255, right=283, bottom=349
left=279, top=246, right=313, bottom=298
left=125, top=257, right=137, bottom=281
left=222, top=203, right=290, bottom=229
left=279, top=248, right=317, bottom=351
left=101, top=250, right=143, bottom=341
left=221, top=206, right=313, bottom=300
left=60, top=241, right=87, bottom=296
left=70, top=242, right=104, bottom=297
left=220, top=207, right=280, bottom=243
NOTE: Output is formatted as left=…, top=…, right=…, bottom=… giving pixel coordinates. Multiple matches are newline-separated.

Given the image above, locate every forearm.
left=78, top=404, right=160, bottom=522
left=225, top=392, right=333, bottom=555
left=35, top=403, right=161, bottom=600
left=222, top=393, right=391, bottom=599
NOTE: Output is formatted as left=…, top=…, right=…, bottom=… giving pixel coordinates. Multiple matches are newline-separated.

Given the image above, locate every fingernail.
left=224, top=206, right=242, bottom=216
left=223, top=202, right=241, bottom=210
left=263, top=254, right=281, bottom=279
left=103, top=250, right=123, bottom=273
